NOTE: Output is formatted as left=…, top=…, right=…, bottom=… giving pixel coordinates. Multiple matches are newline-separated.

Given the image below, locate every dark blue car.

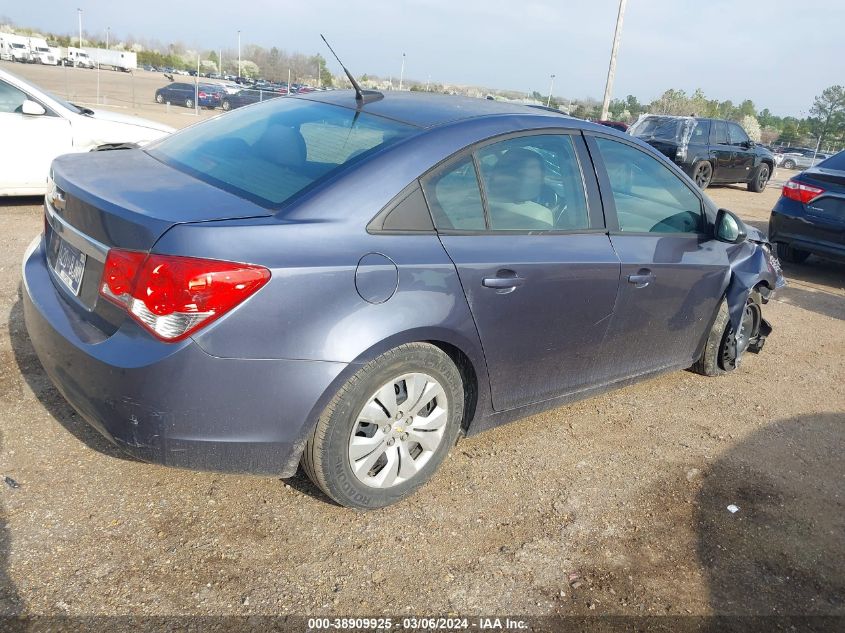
left=23, top=91, right=783, bottom=508
left=154, top=82, right=222, bottom=109
left=769, top=150, right=845, bottom=263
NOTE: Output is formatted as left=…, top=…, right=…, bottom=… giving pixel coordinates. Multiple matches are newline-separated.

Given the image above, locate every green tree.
left=317, top=54, right=333, bottom=87
left=809, top=85, right=845, bottom=146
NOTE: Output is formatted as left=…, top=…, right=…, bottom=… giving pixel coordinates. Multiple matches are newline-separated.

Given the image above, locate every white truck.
left=62, top=47, right=94, bottom=68
left=83, top=48, right=137, bottom=72
left=1, top=33, right=32, bottom=62
left=28, top=36, right=58, bottom=65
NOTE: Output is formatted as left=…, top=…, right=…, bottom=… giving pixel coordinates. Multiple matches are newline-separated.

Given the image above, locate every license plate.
left=51, top=237, right=86, bottom=296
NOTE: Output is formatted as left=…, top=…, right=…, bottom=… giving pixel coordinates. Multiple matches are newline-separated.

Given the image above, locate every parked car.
left=23, top=91, right=783, bottom=508
left=769, top=149, right=845, bottom=263
left=0, top=68, right=173, bottom=196
left=154, top=82, right=222, bottom=109
left=597, top=119, right=629, bottom=132
left=221, top=88, right=284, bottom=111
left=779, top=149, right=829, bottom=170
left=629, top=115, right=776, bottom=192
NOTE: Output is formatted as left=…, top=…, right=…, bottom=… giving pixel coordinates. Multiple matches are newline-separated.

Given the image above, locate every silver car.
left=780, top=150, right=829, bottom=170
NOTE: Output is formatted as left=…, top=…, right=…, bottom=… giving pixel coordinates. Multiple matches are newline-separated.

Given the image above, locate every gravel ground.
left=0, top=66, right=842, bottom=619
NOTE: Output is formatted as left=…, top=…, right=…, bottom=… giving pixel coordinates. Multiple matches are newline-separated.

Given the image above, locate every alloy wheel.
left=347, top=372, right=449, bottom=489
left=694, top=163, right=712, bottom=188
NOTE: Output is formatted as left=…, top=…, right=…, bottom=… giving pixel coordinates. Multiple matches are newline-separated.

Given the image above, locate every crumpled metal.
left=725, top=239, right=786, bottom=331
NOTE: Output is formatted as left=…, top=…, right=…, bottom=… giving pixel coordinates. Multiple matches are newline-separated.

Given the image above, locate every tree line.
left=3, top=17, right=843, bottom=151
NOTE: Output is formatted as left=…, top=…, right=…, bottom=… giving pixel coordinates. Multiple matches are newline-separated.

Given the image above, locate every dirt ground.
left=0, top=62, right=843, bottom=621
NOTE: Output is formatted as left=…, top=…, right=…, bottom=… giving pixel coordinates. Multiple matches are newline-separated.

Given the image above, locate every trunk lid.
left=51, top=149, right=271, bottom=251
left=46, top=149, right=272, bottom=330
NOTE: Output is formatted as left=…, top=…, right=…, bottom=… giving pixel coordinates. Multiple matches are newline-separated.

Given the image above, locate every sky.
left=6, top=0, right=844, bottom=116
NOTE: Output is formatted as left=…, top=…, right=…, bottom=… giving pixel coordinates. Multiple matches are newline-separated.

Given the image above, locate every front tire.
left=302, top=343, right=464, bottom=509
left=692, top=161, right=713, bottom=189
left=782, top=158, right=796, bottom=169
left=221, top=100, right=231, bottom=111
left=692, top=295, right=762, bottom=377
left=155, top=93, right=164, bottom=104
left=747, top=163, right=770, bottom=192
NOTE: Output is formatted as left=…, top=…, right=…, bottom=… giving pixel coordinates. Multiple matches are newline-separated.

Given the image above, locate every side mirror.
left=715, top=209, right=747, bottom=244
left=21, top=100, right=46, bottom=116
left=744, top=140, right=755, bottom=149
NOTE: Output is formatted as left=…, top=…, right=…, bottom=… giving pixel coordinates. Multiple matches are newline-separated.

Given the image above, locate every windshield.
left=148, top=98, right=417, bottom=208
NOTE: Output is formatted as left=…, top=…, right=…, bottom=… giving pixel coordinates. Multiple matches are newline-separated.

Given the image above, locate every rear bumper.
left=770, top=203, right=845, bottom=261
left=22, top=236, right=348, bottom=477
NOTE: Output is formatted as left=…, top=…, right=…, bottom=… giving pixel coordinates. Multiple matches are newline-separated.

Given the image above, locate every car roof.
left=293, top=90, right=577, bottom=129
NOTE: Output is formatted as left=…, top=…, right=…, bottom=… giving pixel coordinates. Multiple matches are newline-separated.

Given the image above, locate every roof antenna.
left=320, top=34, right=383, bottom=105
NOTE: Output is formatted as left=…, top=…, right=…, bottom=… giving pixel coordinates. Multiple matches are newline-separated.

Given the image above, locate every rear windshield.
left=630, top=117, right=683, bottom=141
left=819, top=150, right=845, bottom=171
left=147, top=98, right=417, bottom=208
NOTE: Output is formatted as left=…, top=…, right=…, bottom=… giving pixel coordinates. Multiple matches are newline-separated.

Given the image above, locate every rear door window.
left=595, top=137, right=704, bottom=234
left=710, top=121, right=728, bottom=145
left=421, top=156, right=486, bottom=230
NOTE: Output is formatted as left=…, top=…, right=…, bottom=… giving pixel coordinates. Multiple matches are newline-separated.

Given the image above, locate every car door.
left=422, top=132, right=621, bottom=411
left=0, top=78, right=72, bottom=194
left=709, top=120, right=733, bottom=182
left=587, top=134, right=730, bottom=379
left=727, top=123, right=755, bottom=180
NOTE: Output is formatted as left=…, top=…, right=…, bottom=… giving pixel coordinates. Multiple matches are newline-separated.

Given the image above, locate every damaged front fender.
left=723, top=229, right=786, bottom=352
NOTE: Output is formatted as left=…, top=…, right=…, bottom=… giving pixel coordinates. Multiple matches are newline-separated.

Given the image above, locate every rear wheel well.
left=426, top=340, right=479, bottom=434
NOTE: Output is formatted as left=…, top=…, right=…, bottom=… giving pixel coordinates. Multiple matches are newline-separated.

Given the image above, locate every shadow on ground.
left=0, top=431, right=23, bottom=617
left=697, top=412, right=845, bottom=615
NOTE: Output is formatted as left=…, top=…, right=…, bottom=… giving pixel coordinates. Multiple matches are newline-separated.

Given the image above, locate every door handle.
left=627, top=270, right=655, bottom=289
left=482, top=272, right=525, bottom=290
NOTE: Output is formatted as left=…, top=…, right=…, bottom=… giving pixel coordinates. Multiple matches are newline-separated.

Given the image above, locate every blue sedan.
left=23, top=91, right=783, bottom=508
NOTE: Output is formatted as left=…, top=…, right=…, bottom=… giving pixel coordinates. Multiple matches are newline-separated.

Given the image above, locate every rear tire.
left=692, top=294, right=762, bottom=377
left=776, top=242, right=810, bottom=263
left=782, top=158, right=796, bottom=169
left=692, top=161, right=713, bottom=189
left=222, top=100, right=231, bottom=111
left=185, top=98, right=194, bottom=109
left=302, top=343, right=464, bottom=509
left=747, top=163, right=770, bottom=192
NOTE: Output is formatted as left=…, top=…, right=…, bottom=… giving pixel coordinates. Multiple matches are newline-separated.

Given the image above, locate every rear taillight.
left=198, top=91, right=207, bottom=98
left=782, top=179, right=825, bottom=204
left=99, top=249, right=270, bottom=342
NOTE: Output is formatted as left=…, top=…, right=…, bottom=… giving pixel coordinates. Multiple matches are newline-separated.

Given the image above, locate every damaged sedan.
left=22, top=90, right=785, bottom=509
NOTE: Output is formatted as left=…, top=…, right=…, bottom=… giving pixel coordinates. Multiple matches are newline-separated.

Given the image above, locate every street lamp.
left=77, top=8, right=83, bottom=48
left=106, top=26, right=110, bottom=50
left=398, top=53, right=405, bottom=91
left=547, top=74, right=556, bottom=107
left=237, top=30, right=241, bottom=79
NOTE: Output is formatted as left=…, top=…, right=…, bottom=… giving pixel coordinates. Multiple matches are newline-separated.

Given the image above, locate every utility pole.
left=237, top=30, right=241, bottom=79
left=77, top=8, right=83, bottom=48
left=547, top=74, right=555, bottom=107
left=106, top=26, right=110, bottom=50
left=600, top=0, right=628, bottom=120
left=398, top=53, right=405, bottom=91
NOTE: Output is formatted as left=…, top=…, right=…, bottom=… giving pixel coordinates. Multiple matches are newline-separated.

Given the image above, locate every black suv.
left=629, top=115, right=775, bottom=192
